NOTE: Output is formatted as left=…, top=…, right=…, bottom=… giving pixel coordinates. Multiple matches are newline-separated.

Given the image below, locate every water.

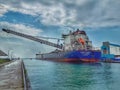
left=24, top=59, right=120, bottom=90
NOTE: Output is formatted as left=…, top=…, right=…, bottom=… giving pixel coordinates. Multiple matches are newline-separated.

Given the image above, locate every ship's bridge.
left=62, top=29, right=92, bottom=51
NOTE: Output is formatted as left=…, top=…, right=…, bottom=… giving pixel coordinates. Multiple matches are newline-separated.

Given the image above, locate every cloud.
left=0, top=21, right=42, bottom=36
left=0, top=4, right=8, bottom=16
left=0, top=0, right=119, bottom=28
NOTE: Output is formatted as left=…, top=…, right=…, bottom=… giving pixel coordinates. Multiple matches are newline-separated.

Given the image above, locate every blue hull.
left=36, top=50, right=101, bottom=62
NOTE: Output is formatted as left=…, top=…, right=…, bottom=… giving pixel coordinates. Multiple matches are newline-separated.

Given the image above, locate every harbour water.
left=24, top=59, right=120, bottom=90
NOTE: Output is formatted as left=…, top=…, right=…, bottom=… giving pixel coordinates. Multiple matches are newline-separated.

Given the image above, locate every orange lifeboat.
left=78, top=38, right=85, bottom=45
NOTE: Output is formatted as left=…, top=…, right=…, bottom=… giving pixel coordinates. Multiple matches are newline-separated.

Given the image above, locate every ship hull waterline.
left=37, top=58, right=99, bottom=63
left=36, top=50, right=101, bottom=63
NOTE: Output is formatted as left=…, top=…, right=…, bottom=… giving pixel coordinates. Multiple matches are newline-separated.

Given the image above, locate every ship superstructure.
left=62, top=29, right=92, bottom=51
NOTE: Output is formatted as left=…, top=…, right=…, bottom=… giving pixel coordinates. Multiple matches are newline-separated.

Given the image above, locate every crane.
left=2, top=28, right=63, bottom=49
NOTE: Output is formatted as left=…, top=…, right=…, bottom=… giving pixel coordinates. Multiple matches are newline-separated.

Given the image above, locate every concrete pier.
left=0, top=60, right=29, bottom=90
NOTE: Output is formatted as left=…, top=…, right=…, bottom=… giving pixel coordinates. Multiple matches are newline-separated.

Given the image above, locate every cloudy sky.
left=0, top=0, right=120, bottom=58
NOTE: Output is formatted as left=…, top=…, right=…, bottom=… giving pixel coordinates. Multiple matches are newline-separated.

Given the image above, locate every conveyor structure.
left=2, top=28, right=62, bottom=49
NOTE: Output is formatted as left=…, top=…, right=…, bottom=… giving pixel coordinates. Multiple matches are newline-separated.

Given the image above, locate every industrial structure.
left=2, top=29, right=62, bottom=49
left=101, top=41, right=120, bottom=63
left=0, top=50, right=7, bottom=56
left=0, top=50, right=7, bottom=59
left=101, top=41, right=120, bottom=56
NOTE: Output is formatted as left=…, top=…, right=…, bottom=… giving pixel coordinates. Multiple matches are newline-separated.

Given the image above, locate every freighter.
left=2, top=28, right=101, bottom=63
left=36, top=29, right=101, bottom=62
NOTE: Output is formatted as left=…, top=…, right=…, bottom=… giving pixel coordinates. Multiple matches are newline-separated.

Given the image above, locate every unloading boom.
left=2, top=28, right=62, bottom=49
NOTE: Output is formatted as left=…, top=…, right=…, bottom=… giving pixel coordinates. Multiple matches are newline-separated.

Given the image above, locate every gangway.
left=2, top=28, right=62, bottom=49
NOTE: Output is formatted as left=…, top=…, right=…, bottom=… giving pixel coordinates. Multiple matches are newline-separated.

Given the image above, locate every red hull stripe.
left=43, top=58, right=99, bottom=63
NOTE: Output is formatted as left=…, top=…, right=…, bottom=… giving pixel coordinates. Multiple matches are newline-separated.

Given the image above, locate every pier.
left=0, top=60, right=31, bottom=90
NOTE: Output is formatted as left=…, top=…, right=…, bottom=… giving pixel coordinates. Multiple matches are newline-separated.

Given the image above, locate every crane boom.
left=2, top=28, right=62, bottom=49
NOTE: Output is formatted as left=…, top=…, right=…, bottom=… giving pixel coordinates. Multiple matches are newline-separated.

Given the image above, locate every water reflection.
left=23, top=59, right=120, bottom=90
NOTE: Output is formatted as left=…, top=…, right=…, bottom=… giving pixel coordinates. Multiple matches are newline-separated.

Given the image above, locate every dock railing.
left=21, top=60, right=32, bottom=90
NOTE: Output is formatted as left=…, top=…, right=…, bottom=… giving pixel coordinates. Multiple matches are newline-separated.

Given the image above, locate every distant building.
left=0, top=50, right=7, bottom=58
left=101, top=41, right=120, bottom=56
